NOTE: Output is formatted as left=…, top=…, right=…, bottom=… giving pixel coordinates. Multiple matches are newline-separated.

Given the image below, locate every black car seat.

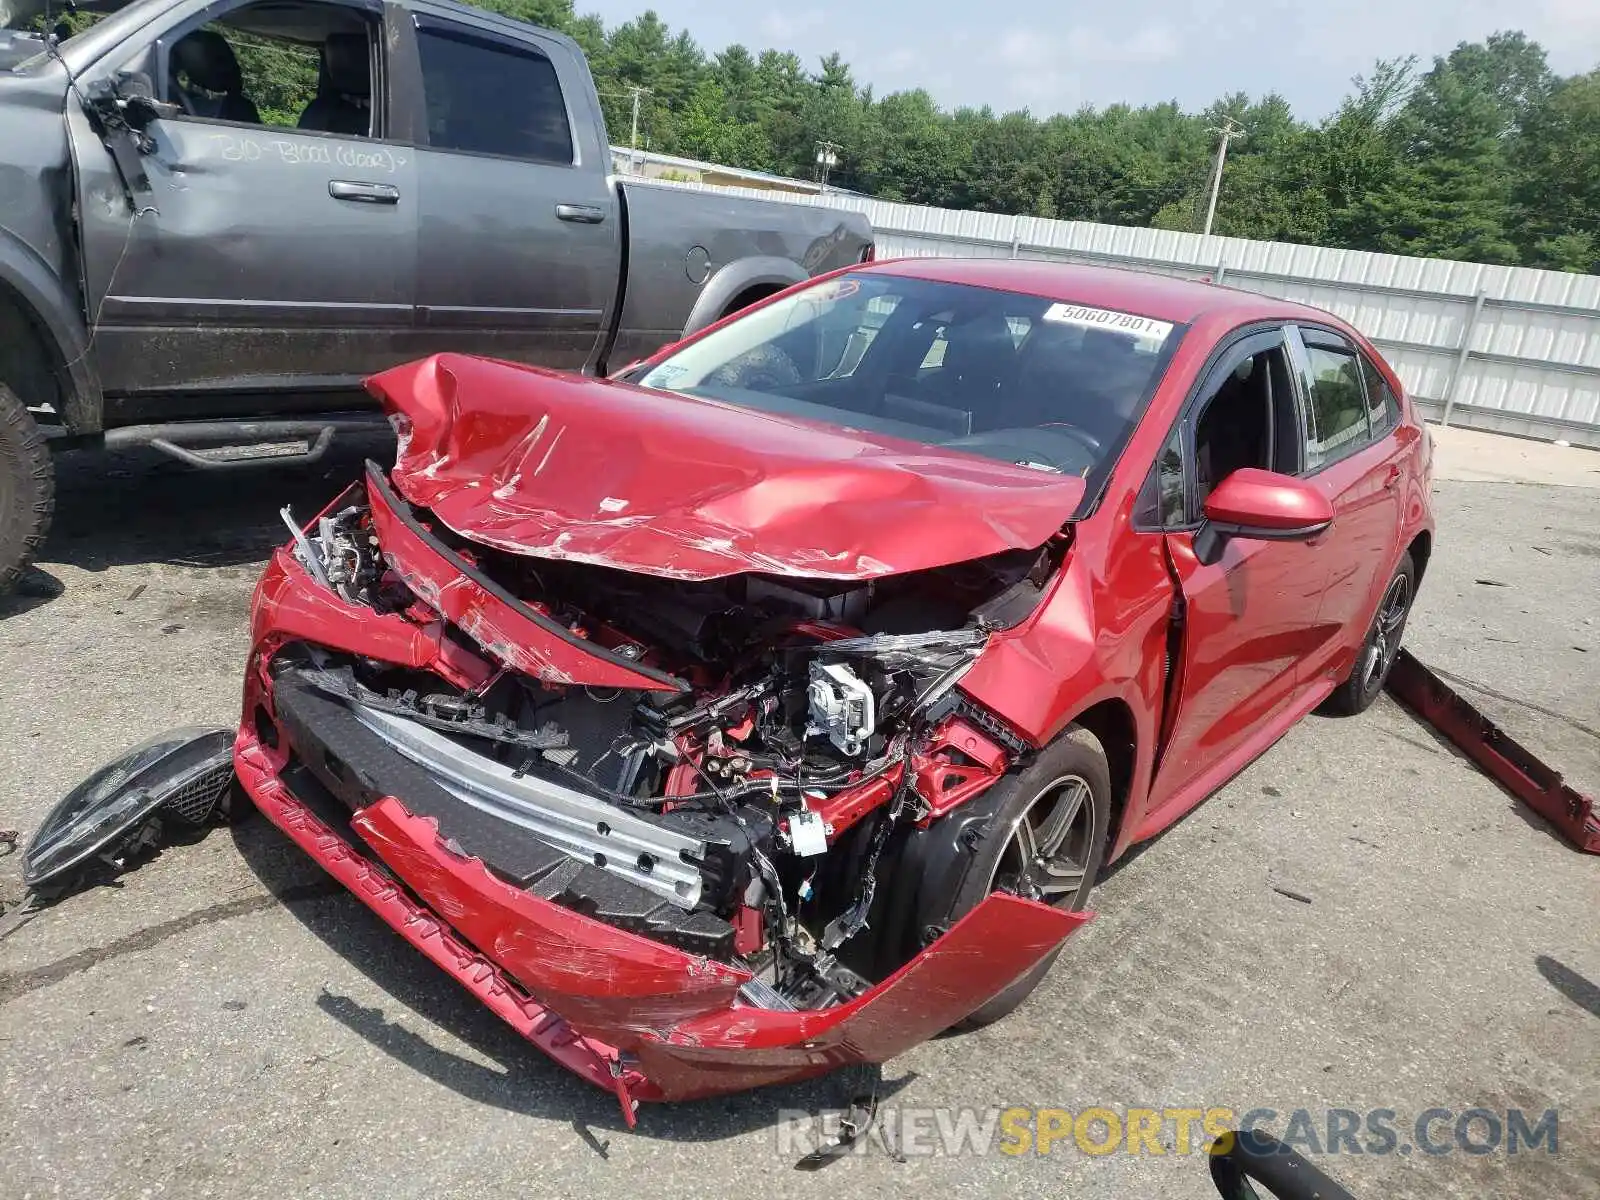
left=1195, top=356, right=1269, bottom=501
left=933, top=310, right=1021, bottom=423
left=168, top=30, right=260, bottom=124
left=298, top=33, right=371, bottom=136
left=1074, top=327, right=1158, bottom=441
left=1005, top=321, right=1094, bottom=429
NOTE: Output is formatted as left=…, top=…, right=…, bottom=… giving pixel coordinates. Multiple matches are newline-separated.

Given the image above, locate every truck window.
left=161, top=1, right=378, bottom=137
left=417, top=26, right=574, bottom=165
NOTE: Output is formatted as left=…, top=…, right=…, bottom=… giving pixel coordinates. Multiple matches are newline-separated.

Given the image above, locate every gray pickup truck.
left=0, top=0, right=872, bottom=593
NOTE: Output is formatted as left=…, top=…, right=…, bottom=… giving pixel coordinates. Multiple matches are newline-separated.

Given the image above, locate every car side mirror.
left=1196, top=468, right=1333, bottom=563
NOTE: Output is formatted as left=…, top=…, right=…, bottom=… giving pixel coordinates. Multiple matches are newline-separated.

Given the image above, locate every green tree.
left=1513, top=70, right=1600, bottom=271
left=1354, top=46, right=1522, bottom=262
left=1309, top=56, right=1415, bottom=249
left=445, top=4, right=1600, bottom=273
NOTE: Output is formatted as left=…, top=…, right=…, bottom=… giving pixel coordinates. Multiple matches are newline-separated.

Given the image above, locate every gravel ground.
left=1, top=435, right=1596, bottom=1200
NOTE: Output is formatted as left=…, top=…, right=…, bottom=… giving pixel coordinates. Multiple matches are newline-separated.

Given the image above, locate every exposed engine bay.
left=271, top=476, right=1065, bottom=1012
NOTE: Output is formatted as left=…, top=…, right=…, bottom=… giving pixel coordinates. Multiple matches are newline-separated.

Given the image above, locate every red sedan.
left=237, top=259, right=1434, bottom=1116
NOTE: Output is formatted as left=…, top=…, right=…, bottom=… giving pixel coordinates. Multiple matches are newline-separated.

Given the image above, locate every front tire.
left=0, top=382, right=55, bottom=597
left=929, top=725, right=1111, bottom=1029
left=1325, top=551, right=1415, bottom=716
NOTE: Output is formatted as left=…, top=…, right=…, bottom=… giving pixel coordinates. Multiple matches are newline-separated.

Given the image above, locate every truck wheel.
left=0, top=382, right=54, bottom=596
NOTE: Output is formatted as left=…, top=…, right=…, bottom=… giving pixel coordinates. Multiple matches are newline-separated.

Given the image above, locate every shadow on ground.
left=1536, top=955, right=1600, bottom=1019
left=39, top=436, right=396, bottom=578
left=228, top=808, right=914, bottom=1148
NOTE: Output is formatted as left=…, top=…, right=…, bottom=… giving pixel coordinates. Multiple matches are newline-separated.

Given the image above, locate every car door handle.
left=554, top=203, right=606, bottom=224
left=1384, top=465, right=1402, bottom=489
left=329, top=180, right=400, bottom=204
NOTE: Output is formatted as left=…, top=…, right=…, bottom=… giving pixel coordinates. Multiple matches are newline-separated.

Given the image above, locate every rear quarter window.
left=1361, top=353, right=1402, bottom=436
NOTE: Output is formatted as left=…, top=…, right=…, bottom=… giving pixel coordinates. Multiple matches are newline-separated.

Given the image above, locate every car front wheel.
left=927, top=724, right=1111, bottom=1029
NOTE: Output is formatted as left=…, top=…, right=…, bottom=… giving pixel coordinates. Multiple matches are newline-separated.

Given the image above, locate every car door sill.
left=1133, top=677, right=1338, bottom=843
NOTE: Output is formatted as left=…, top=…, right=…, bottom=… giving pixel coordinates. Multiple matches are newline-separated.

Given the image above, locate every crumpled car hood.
left=365, top=353, right=1085, bottom=582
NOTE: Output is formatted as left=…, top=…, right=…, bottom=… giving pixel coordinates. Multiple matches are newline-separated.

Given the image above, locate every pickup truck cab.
left=0, top=0, right=872, bottom=592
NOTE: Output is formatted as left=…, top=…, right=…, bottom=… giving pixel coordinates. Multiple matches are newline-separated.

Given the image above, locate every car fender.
left=0, top=227, right=101, bottom=432
left=961, top=532, right=1171, bottom=860
left=679, top=256, right=808, bottom=338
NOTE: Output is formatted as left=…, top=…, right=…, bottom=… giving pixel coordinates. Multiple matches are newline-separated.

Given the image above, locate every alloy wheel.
left=1360, top=573, right=1412, bottom=692
left=989, top=774, right=1097, bottom=908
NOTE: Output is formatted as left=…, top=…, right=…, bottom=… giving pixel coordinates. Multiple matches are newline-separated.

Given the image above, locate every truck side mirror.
left=111, top=71, right=179, bottom=131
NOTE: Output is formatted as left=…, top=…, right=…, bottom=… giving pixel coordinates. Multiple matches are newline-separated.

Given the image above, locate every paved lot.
left=1, top=431, right=1597, bottom=1200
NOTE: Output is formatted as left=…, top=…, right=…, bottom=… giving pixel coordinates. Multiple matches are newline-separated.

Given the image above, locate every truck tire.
left=0, top=382, right=54, bottom=596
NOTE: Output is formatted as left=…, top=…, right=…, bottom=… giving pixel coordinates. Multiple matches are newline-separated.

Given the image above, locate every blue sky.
left=584, top=0, right=1600, bottom=120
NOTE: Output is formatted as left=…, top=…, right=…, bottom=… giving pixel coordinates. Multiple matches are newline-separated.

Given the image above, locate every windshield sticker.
left=1042, top=303, right=1174, bottom=342
left=814, top=277, right=861, bottom=301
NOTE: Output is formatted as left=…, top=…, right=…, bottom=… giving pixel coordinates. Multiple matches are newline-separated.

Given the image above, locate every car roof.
left=861, top=257, right=1336, bottom=328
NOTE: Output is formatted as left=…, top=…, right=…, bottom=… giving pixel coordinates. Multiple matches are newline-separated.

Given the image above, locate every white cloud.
left=993, top=22, right=1179, bottom=69
left=1540, top=0, right=1600, bottom=51
left=760, top=10, right=827, bottom=41
left=1066, top=24, right=1181, bottom=64
left=983, top=23, right=1178, bottom=111
left=882, top=47, right=919, bottom=72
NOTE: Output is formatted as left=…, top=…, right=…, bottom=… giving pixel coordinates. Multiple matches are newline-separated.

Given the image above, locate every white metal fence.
left=641, top=178, right=1600, bottom=449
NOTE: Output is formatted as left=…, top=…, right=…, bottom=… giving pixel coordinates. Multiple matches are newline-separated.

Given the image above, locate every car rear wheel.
left=927, top=725, right=1110, bottom=1029
left=1325, top=551, right=1415, bottom=716
left=0, top=382, right=54, bottom=597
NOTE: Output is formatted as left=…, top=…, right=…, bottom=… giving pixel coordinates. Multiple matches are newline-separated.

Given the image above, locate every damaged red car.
left=236, top=259, right=1435, bottom=1116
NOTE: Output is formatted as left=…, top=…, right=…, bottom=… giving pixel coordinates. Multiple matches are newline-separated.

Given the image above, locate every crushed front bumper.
left=239, top=549, right=1090, bottom=1116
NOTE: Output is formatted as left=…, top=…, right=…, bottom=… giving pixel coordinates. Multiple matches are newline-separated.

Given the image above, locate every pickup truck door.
left=403, top=9, right=620, bottom=371
left=66, top=0, right=417, bottom=414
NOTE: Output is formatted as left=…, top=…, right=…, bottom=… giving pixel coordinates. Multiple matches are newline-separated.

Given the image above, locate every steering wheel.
left=708, top=344, right=802, bottom=392
left=941, top=425, right=1100, bottom=476
left=1037, top=421, right=1103, bottom=456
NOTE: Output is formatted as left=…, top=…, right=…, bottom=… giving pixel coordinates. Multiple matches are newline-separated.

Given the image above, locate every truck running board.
left=101, top=415, right=391, bottom=470
left=1385, top=649, right=1599, bottom=854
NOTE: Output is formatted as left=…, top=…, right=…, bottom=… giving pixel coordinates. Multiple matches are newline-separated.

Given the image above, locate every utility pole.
left=1202, top=116, right=1246, bottom=237
left=814, top=140, right=841, bottom=191
left=627, top=86, right=650, bottom=169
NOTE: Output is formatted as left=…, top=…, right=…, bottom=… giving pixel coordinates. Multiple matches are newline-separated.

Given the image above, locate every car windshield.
left=633, top=272, right=1185, bottom=510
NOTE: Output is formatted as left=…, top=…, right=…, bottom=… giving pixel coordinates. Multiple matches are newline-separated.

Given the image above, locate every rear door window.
left=417, top=24, right=573, bottom=164
left=1297, top=331, right=1371, bottom=471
